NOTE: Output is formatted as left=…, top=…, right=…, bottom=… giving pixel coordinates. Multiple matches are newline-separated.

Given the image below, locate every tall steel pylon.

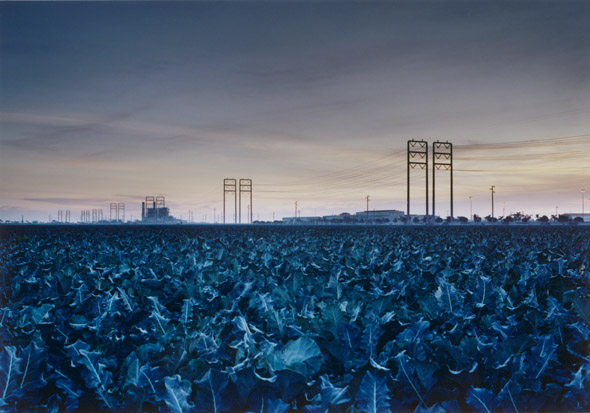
left=223, top=179, right=237, bottom=224
left=239, top=179, right=253, bottom=224
left=432, top=141, right=453, bottom=219
left=117, top=203, right=125, bottom=222
left=110, top=203, right=118, bottom=221
left=407, top=140, right=429, bottom=217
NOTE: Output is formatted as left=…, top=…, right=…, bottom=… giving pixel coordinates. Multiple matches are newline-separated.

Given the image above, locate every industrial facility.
left=142, top=196, right=174, bottom=222
left=283, top=209, right=405, bottom=224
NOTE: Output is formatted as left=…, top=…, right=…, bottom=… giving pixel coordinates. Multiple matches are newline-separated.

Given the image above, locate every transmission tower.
left=57, top=210, right=63, bottom=223
left=98, top=209, right=103, bottom=222
left=110, top=203, right=118, bottom=221
left=407, top=140, right=429, bottom=217
left=432, top=141, right=453, bottom=219
left=239, top=179, right=253, bottom=224
left=65, top=210, right=70, bottom=223
left=223, top=179, right=237, bottom=224
left=118, top=203, right=125, bottom=222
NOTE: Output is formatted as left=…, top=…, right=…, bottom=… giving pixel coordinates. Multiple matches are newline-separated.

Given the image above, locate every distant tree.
left=574, top=216, right=584, bottom=223
left=473, top=214, right=482, bottom=222
left=458, top=216, right=468, bottom=223
left=435, top=217, right=443, bottom=223
left=502, top=216, right=513, bottom=224
left=512, top=212, right=524, bottom=222
left=538, top=215, right=549, bottom=223
left=401, top=217, right=408, bottom=223
left=522, top=216, right=530, bottom=223
left=558, top=215, right=570, bottom=223
left=445, top=216, right=452, bottom=223
left=413, top=217, right=420, bottom=223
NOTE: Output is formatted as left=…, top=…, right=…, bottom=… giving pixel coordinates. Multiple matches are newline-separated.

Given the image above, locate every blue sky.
left=1, top=1, right=589, bottom=222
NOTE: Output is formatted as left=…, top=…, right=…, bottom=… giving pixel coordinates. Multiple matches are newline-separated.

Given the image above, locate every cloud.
left=20, top=197, right=112, bottom=205
left=0, top=205, right=29, bottom=212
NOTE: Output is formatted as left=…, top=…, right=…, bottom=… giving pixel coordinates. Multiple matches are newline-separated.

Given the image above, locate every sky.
left=1, top=1, right=589, bottom=222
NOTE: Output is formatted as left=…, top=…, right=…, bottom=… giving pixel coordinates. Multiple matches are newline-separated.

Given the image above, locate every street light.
left=490, top=185, right=496, bottom=218
left=469, top=196, right=473, bottom=221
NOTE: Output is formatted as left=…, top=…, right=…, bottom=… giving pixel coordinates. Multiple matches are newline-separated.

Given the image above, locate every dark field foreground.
left=1, top=225, right=589, bottom=412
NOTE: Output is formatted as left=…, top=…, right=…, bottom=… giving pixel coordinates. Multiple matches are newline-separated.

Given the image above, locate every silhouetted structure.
left=142, top=196, right=170, bottom=222
left=407, top=140, right=429, bottom=216
left=223, top=179, right=237, bottom=224
left=432, top=141, right=453, bottom=219
left=239, top=179, right=252, bottom=224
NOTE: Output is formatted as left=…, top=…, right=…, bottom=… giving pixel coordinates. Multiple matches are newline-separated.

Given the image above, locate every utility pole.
left=295, top=201, right=298, bottom=218
left=273, top=212, right=275, bottom=222
left=238, top=179, right=253, bottom=224
left=582, top=189, right=586, bottom=216
left=432, top=141, right=453, bottom=220
left=366, top=195, right=370, bottom=220
left=407, top=140, right=428, bottom=217
left=469, top=196, right=472, bottom=221
left=223, top=179, right=237, bottom=224
left=490, top=185, right=496, bottom=218
left=503, top=202, right=506, bottom=218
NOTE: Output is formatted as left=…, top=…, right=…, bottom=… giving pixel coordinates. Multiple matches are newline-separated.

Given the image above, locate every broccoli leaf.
left=355, top=371, right=391, bottom=413
left=466, top=386, right=499, bottom=413
left=161, top=375, right=193, bottom=413
left=0, top=346, right=23, bottom=408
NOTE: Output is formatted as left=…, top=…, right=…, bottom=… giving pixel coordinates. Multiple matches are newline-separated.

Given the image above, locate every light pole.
left=366, top=195, right=370, bottom=220
left=490, top=185, right=496, bottom=218
left=469, top=196, right=472, bottom=221
left=582, top=189, right=586, bottom=216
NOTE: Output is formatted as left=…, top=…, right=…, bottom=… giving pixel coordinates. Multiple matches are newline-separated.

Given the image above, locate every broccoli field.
left=1, top=224, right=589, bottom=412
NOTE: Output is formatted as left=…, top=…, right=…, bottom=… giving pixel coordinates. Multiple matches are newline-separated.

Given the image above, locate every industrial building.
left=354, top=209, right=405, bottom=220
left=141, top=196, right=173, bottom=222
left=283, top=209, right=405, bottom=224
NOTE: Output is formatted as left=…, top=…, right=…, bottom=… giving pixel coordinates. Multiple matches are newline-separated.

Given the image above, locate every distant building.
left=354, top=209, right=405, bottom=220
left=142, top=196, right=175, bottom=222
left=282, top=216, right=323, bottom=224
left=282, top=209, right=405, bottom=224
